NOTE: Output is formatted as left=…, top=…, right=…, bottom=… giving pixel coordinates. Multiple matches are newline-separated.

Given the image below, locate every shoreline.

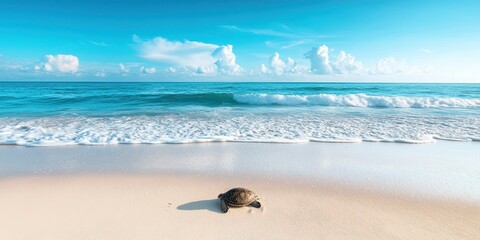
left=1, top=132, right=479, bottom=147
left=1, top=141, right=480, bottom=201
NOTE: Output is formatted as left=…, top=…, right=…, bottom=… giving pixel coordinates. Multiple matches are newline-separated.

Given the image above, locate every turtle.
left=218, top=187, right=261, bottom=213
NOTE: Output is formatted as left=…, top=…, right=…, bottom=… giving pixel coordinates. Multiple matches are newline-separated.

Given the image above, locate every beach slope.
left=0, top=174, right=479, bottom=240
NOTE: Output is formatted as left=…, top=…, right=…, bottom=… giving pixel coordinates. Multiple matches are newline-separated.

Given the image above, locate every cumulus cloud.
left=304, top=45, right=364, bottom=74
left=35, top=54, right=79, bottom=73
left=135, top=35, right=241, bottom=75
left=260, top=52, right=298, bottom=75
left=162, top=65, right=214, bottom=75
left=333, top=51, right=363, bottom=74
left=260, top=64, right=269, bottom=74
left=269, top=53, right=289, bottom=75
left=134, top=35, right=218, bottom=68
left=140, top=66, right=156, bottom=74
left=195, top=66, right=216, bottom=74
left=304, top=45, right=332, bottom=74
left=211, top=45, right=241, bottom=74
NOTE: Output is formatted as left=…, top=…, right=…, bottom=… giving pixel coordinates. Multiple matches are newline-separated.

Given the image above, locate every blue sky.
left=0, top=0, right=479, bottom=81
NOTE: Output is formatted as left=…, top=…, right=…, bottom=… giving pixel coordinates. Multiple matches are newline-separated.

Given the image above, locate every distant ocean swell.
left=9, top=93, right=479, bottom=109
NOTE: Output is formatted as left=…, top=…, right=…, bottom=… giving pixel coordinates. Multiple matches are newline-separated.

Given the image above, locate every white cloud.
left=305, top=45, right=364, bottom=75
left=375, top=57, right=407, bottom=74
left=260, top=64, right=269, bottom=74
left=135, top=35, right=241, bottom=75
left=167, top=67, right=177, bottom=73
left=161, top=65, right=214, bottom=76
left=260, top=52, right=298, bottom=76
left=304, top=45, right=333, bottom=74
left=119, top=63, right=129, bottom=74
left=333, top=51, right=363, bottom=74
left=0, top=58, right=23, bottom=71
left=140, top=66, right=156, bottom=74
left=134, top=35, right=218, bottom=68
left=95, top=71, right=106, bottom=77
left=195, top=66, right=216, bottom=74
left=373, top=57, right=432, bottom=75
left=269, top=53, right=288, bottom=75
left=35, top=54, right=79, bottom=73
left=211, top=45, right=241, bottom=74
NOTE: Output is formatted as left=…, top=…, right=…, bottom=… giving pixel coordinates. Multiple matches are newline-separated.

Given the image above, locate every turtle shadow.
left=177, top=199, right=223, bottom=213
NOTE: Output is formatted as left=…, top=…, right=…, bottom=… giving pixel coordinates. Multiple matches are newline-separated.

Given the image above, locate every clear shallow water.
left=2, top=142, right=480, bottom=200
left=0, top=82, right=479, bottom=146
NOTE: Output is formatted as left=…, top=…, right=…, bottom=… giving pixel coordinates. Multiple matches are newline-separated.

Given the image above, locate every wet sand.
left=0, top=142, right=479, bottom=239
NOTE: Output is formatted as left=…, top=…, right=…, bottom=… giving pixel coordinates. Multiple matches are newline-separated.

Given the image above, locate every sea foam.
left=1, top=112, right=478, bottom=146
left=233, top=93, right=480, bottom=108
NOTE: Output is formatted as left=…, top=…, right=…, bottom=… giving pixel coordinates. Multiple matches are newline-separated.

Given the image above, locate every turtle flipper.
left=250, top=201, right=261, bottom=208
left=221, top=199, right=229, bottom=213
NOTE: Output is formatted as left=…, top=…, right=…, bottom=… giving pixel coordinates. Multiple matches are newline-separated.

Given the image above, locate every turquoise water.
left=0, top=82, right=479, bottom=146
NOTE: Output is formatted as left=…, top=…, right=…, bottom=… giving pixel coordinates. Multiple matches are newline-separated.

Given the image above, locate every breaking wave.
left=1, top=113, right=479, bottom=146
left=233, top=94, right=480, bottom=108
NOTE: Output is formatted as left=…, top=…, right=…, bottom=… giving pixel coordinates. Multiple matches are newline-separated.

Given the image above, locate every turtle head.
left=218, top=193, right=224, bottom=199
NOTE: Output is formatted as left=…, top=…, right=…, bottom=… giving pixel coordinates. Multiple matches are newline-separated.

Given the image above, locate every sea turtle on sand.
left=218, top=188, right=261, bottom=213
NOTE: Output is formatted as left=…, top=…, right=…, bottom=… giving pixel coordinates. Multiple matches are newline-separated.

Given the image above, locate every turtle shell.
left=220, top=188, right=257, bottom=207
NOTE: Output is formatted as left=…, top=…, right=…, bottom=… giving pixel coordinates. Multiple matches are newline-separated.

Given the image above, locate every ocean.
left=0, top=82, right=479, bottom=146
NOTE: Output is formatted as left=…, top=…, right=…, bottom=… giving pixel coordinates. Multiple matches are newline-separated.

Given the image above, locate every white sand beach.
left=2, top=0, right=480, bottom=238
left=0, top=142, right=479, bottom=239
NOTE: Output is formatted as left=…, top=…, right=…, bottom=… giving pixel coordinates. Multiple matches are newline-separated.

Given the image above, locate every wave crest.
left=233, top=93, right=480, bottom=108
